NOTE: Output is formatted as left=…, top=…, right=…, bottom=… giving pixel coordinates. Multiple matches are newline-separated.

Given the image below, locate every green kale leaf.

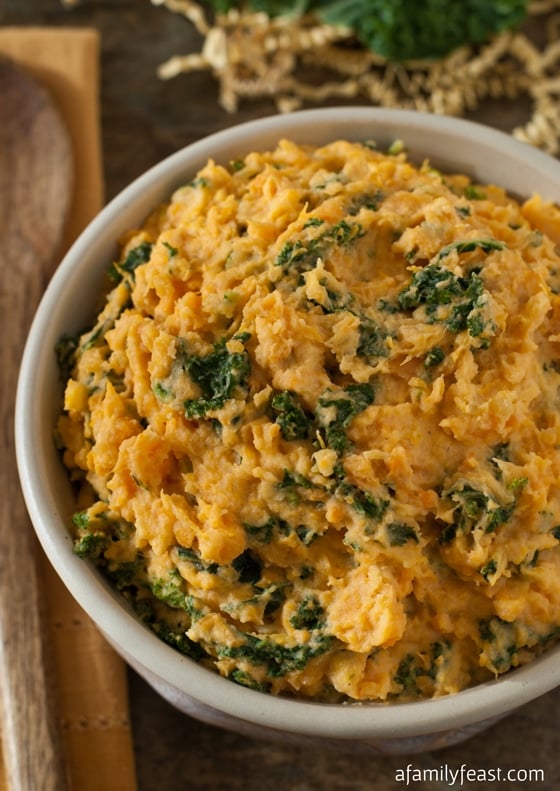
left=316, top=382, right=374, bottom=453
left=182, top=336, right=251, bottom=418
left=271, top=390, right=313, bottom=440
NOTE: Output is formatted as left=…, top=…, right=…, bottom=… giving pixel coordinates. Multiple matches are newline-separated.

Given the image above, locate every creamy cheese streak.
left=57, top=139, right=560, bottom=701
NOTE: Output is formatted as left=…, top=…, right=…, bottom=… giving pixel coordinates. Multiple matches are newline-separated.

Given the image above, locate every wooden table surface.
left=3, top=2, right=560, bottom=789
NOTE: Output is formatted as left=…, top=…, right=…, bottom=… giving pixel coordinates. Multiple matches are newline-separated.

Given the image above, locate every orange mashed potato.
left=57, top=138, right=560, bottom=701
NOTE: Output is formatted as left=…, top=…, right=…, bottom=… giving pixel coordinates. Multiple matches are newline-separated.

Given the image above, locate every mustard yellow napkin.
left=0, top=27, right=137, bottom=791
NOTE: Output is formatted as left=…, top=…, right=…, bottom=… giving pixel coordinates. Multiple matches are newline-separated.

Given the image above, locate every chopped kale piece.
left=480, top=559, right=497, bottom=581
left=525, top=550, right=539, bottom=568
left=478, top=617, right=518, bottom=671
left=55, top=333, right=79, bottom=381
left=275, top=219, right=365, bottom=274
left=295, top=525, right=317, bottom=546
left=176, top=546, right=219, bottom=574
left=72, top=510, right=90, bottom=530
left=81, top=319, right=114, bottom=352
left=106, top=559, right=142, bottom=591
left=271, top=390, right=313, bottom=440
left=438, top=523, right=457, bottom=545
left=110, top=241, right=153, bottom=283
left=232, top=550, right=262, bottom=584
left=188, top=176, right=210, bottom=188
left=357, top=316, right=391, bottom=359
left=394, top=653, right=416, bottom=690
left=153, top=381, right=172, bottom=400
left=277, top=469, right=314, bottom=491
left=446, top=274, right=486, bottom=335
left=478, top=618, right=495, bottom=642
left=485, top=503, right=515, bottom=534
left=276, top=469, right=320, bottom=506
left=316, top=382, right=375, bottom=453
left=348, top=190, right=384, bottom=215
left=507, top=476, right=528, bottom=492
left=329, top=220, right=364, bottom=245
left=289, top=596, right=325, bottom=630
left=133, top=598, right=206, bottom=661
left=336, top=481, right=389, bottom=522
left=151, top=573, right=189, bottom=610
left=163, top=241, right=178, bottom=257
left=121, top=241, right=153, bottom=271
left=492, top=442, right=510, bottom=462
left=398, top=264, right=466, bottom=310
left=262, top=585, right=287, bottom=618
left=151, top=618, right=207, bottom=661
left=244, top=516, right=292, bottom=544
left=464, top=185, right=486, bottom=200
left=182, top=336, right=251, bottom=418
left=397, top=263, right=492, bottom=338
left=393, top=641, right=449, bottom=695
left=443, top=483, right=514, bottom=538
left=435, top=238, right=506, bottom=262
left=276, top=239, right=306, bottom=269
left=377, top=297, right=400, bottom=314
left=387, top=522, right=418, bottom=546
left=229, top=669, right=271, bottom=692
left=309, top=279, right=354, bottom=314
left=424, top=346, right=445, bottom=368
left=71, top=510, right=111, bottom=559
left=73, top=531, right=108, bottom=559
left=217, top=632, right=333, bottom=677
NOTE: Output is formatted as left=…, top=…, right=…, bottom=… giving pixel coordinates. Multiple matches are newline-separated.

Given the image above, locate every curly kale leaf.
left=231, top=549, right=263, bottom=584
left=244, top=516, right=292, bottom=544
left=440, top=483, right=515, bottom=543
left=176, top=546, right=219, bottom=574
left=71, top=509, right=134, bottom=560
left=289, top=596, right=325, bottom=630
left=133, top=598, right=206, bottom=660
left=182, top=335, right=251, bottom=418
left=397, top=263, right=493, bottom=339
left=386, top=522, right=419, bottom=547
left=357, top=316, right=391, bottom=359
left=275, top=220, right=365, bottom=274
left=393, top=641, right=449, bottom=695
left=335, top=480, right=390, bottom=523
left=217, top=632, right=333, bottom=677
left=109, top=241, right=153, bottom=283
left=316, top=0, right=528, bottom=61
left=271, top=390, right=313, bottom=440
left=316, top=382, right=375, bottom=453
left=435, top=238, right=506, bottom=261
left=478, top=617, right=519, bottom=672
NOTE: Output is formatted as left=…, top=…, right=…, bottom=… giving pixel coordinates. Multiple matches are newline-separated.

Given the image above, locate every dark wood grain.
left=0, top=58, right=72, bottom=791
left=2, top=3, right=560, bottom=790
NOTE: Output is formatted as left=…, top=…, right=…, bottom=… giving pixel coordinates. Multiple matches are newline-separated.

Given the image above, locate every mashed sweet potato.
left=57, top=138, right=560, bottom=701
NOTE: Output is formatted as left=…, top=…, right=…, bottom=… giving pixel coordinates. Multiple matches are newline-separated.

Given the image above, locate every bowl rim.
left=15, top=105, right=560, bottom=740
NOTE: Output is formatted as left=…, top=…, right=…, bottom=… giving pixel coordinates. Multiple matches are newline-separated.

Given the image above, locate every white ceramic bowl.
left=16, top=107, right=560, bottom=755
